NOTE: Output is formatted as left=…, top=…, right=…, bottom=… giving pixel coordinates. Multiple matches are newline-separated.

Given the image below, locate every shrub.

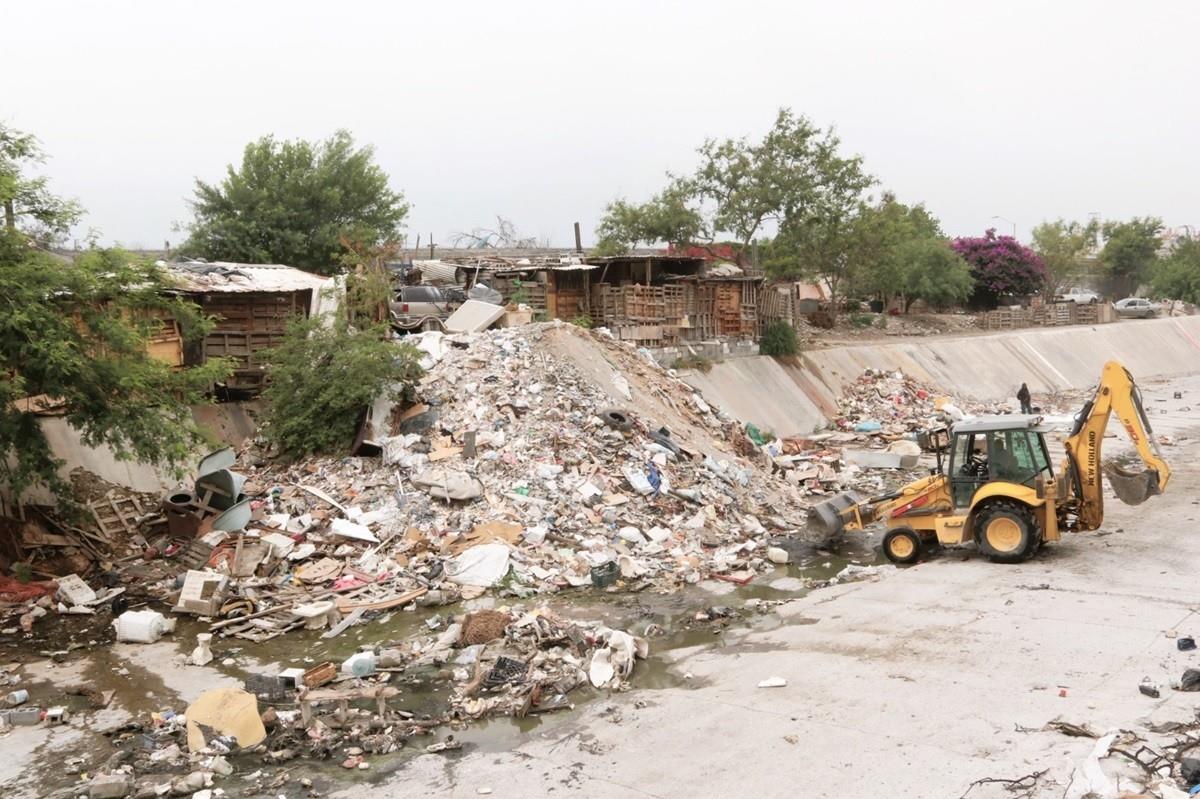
left=672, top=354, right=714, bottom=372
left=571, top=314, right=593, bottom=329
left=848, top=313, right=875, bottom=329
left=261, top=317, right=423, bottom=459
left=760, top=321, right=799, bottom=356
left=509, top=279, right=531, bottom=307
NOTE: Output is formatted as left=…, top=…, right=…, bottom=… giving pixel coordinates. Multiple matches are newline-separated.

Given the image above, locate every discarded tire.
left=599, top=408, right=633, bottom=431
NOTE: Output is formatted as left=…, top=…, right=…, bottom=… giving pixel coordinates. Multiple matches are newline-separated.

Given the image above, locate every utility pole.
left=573, top=222, right=583, bottom=253
left=429, top=233, right=435, bottom=260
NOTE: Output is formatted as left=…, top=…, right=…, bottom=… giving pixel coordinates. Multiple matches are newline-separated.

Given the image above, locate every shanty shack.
left=445, top=253, right=763, bottom=347
left=163, top=261, right=332, bottom=392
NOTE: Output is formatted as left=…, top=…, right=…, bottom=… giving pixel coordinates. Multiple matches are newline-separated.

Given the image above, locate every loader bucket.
left=807, top=491, right=862, bottom=539
left=1103, top=461, right=1161, bottom=506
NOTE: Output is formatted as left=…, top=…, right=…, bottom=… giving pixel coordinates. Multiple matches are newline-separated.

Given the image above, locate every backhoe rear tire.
left=975, top=501, right=1039, bottom=563
left=882, top=527, right=922, bottom=565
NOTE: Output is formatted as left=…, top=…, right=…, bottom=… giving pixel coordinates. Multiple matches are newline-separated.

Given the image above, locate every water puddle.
left=2, top=540, right=881, bottom=797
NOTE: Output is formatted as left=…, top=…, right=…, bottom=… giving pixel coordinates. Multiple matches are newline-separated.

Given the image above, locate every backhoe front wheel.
left=882, top=527, right=922, bottom=565
left=975, top=501, right=1040, bottom=563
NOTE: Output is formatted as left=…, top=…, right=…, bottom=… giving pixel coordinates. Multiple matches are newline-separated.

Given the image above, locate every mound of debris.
left=115, top=322, right=819, bottom=645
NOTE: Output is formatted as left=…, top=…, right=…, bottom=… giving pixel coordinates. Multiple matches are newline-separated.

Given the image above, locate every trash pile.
left=0, top=325, right=1005, bottom=798
left=749, top=369, right=953, bottom=498
left=51, top=605, right=643, bottom=796
left=2, top=333, right=995, bottom=654
left=87, top=323, right=824, bottom=647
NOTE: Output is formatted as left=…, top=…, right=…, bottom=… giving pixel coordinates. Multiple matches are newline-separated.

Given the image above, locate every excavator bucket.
left=1103, top=461, right=1161, bottom=506
left=806, top=491, right=862, bottom=539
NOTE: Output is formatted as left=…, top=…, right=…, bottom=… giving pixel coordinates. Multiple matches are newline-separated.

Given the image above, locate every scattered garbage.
left=115, top=610, right=177, bottom=644
left=1179, top=636, right=1197, bottom=651
left=0, top=322, right=1037, bottom=795
left=1139, top=676, right=1161, bottom=698
left=185, top=687, right=267, bottom=752
left=1179, top=669, right=1200, bottom=692
left=188, top=633, right=215, bottom=666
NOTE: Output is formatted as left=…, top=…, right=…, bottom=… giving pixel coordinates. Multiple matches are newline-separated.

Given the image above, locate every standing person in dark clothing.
left=1017, top=382, right=1033, bottom=414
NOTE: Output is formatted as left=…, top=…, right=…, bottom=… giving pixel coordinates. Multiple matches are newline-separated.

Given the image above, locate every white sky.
left=6, top=0, right=1197, bottom=250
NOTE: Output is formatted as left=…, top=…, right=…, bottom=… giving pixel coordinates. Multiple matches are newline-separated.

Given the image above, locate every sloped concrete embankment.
left=684, top=316, right=1200, bottom=437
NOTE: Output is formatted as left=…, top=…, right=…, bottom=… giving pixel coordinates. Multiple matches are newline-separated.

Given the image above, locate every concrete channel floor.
left=341, top=376, right=1200, bottom=799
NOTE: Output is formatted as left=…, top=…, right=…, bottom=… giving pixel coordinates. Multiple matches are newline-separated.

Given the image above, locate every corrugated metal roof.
left=161, top=261, right=331, bottom=294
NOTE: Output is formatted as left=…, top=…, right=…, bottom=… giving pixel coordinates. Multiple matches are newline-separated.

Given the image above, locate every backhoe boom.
left=1061, top=360, right=1171, bottom=530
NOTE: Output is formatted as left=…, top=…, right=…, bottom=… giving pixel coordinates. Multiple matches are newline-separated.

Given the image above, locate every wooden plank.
left=334, top=586, right=427, bottom=614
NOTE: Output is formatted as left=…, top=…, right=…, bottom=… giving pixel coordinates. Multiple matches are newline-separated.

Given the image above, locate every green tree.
left=849, top=194, right=943, bottom=299
left=0, top=123, right=81, bottom=241
left=0, top=249, right=230, bottom=501
left=890, top=238, right=974, bottom=311
left=1151, top=236, right=1200, bottom=303
left=1100, top=217, right=1162, bottom=297
left=1, top=124, right=232, bottom=501
left=183, top=130, right=408, bottom=276
left=688, top=109, right=871, bottom=260
left=261, top=316, right=423, bottom=460
left=759, top=320, right=799, bottom=356
left=1031, top=219, right=1099, bottom=298
left=766, top=149, right=875, bottom=319
left=260, top=244, right=423, bottom=459
left=593, top=185, right=704, bottom=255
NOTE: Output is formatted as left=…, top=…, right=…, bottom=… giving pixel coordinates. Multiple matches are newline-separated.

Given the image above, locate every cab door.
left=948, top=432, right=988, bottom=509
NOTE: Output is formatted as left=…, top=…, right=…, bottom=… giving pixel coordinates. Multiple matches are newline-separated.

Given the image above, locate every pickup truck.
left=1056, top=288, right=1103, bottom=304
left=389, top=285, right=463, bottom=331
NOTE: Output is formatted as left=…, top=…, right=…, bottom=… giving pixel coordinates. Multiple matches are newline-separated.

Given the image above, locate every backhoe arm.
left=1061, top=360, right=1171, bottom=530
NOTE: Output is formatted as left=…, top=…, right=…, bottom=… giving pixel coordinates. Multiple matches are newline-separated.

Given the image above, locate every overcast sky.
left=6, top=0, right=1197, bottom=250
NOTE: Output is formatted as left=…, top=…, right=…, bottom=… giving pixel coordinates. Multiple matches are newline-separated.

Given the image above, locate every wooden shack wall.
left=196, top=290, right=313, bottom=391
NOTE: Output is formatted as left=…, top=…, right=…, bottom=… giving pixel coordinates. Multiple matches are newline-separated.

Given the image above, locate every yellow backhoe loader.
left=809, top=360, right=1172, bottom=564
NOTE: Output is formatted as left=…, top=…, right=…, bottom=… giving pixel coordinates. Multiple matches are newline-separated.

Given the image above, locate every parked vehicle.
left=390, top=285, right=460, bottom=331
left=1113, top=297, right=1161, bottom=319
left=1056, top=287, right=1102, bottom=304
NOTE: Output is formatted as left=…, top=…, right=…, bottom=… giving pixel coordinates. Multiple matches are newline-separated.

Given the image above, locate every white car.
left=1058, top=288, right=1102, bottom=304
left=1113, top=297, right=1161, bottom=319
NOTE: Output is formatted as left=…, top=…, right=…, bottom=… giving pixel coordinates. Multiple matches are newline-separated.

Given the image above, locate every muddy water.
left=226, top=540, right=881, bottom=792
left=2, top=540, right=881, bottom=797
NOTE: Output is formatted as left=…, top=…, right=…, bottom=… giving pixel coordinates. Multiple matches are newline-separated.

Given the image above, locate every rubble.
left=0, top=321, right=1004, bottom=794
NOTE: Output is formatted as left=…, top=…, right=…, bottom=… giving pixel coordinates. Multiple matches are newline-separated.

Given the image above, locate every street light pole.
left=991, top=215, right=1017, bottom=238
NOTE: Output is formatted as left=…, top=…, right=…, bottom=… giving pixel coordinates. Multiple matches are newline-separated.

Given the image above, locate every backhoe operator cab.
left=948, top=418, right=1053, bottom=509
left=807, top=360, right=1171, bottom=566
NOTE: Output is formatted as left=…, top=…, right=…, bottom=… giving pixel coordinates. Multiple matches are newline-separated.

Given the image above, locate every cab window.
left=995, top=430, right=1039, bottom=485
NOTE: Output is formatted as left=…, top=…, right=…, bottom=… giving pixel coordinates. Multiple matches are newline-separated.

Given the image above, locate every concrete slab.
left=444, top=300, right=505, bottom=333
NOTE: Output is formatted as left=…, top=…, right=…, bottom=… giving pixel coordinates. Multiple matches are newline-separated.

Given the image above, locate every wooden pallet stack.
left=980, top=301, right=1115, bottom=330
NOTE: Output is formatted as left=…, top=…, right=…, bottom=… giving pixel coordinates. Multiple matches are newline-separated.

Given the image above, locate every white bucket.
left=115, top=610, right=176, bottom=643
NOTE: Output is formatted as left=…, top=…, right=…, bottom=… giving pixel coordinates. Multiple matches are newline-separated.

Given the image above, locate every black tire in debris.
left=599, top=408, right=633, bottom=431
